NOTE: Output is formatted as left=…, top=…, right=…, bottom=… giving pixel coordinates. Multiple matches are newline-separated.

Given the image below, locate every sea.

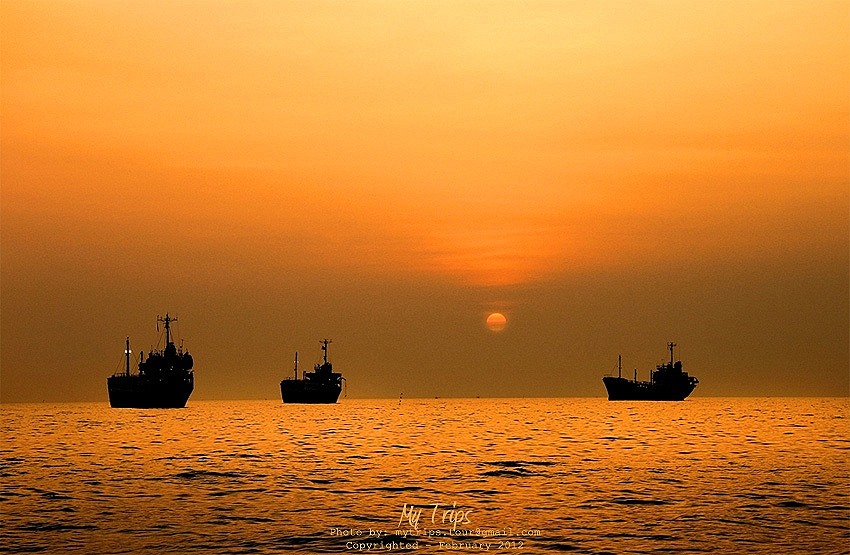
left=1, top=398, right=848, bottom=554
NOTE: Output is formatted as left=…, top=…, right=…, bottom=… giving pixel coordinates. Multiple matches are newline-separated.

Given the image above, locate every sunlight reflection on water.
left=2, top=398, right=848, bottom=554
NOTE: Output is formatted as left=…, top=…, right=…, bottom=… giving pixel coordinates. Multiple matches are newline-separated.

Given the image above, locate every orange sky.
left=2, top=0, right=848, bottom=401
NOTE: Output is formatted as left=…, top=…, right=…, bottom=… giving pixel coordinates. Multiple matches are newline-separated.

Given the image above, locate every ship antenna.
left=320, top=339, right=331, bottom=364
left=618, top=354, right=622, bottom=378
left=125, top=337, right=131, bottom=376
left=157, top=313, right=178, bottom=346
left=294, top=352, right=298, bottom=380
left=668, top=342, right=676, bottom=365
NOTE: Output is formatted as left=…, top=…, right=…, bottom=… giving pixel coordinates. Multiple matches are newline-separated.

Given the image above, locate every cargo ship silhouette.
left=107, top=314, right=194, bottom=408
left=603, top=342, right=698, bottom=401
left=280, top=339, right=345, bottom=403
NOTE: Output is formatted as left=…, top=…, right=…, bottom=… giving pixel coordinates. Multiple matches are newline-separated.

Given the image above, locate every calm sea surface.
left=2, top=398, right=848, bottom=554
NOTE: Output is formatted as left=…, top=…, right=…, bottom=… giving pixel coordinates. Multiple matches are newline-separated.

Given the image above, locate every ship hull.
left=107, top=374, right=194, bottom=408
left=603, top=376, right=696, bottom=401
left=280, top=380, right=341, bottom=404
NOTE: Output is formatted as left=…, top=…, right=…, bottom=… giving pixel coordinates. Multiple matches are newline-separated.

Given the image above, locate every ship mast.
left=125, top=337, right=131, bottom=376
left=157, top=313, right=177, bottom=345
left=320, top=339, right=331, bottom=364
left=294, top=352, right=298, bottom=380
left=668, top=341, right=676, bottom=365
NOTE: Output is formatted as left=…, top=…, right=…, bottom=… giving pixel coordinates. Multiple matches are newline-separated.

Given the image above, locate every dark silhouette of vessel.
left=603, top=342, right=698, bottom=401
left=280, top=339, right=345, bottom=403
left=107, top=314, right=194, bottom=408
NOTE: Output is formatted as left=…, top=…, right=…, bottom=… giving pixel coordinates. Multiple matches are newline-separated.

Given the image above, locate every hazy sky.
left=2, top=0, right=847, bottom=402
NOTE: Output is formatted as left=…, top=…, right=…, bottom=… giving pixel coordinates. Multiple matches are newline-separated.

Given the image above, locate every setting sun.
left=486, top=312, right=508, bottom=332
